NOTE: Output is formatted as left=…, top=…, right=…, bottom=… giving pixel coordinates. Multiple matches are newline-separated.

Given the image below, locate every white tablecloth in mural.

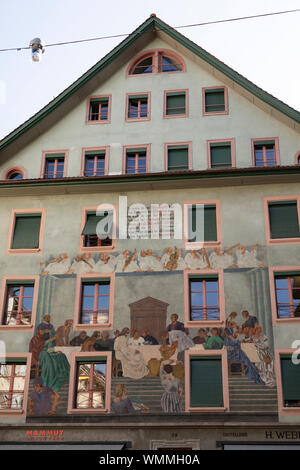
left=129, top=345, right=177, bottom=364
left=189, top=343, right=260, bottom=363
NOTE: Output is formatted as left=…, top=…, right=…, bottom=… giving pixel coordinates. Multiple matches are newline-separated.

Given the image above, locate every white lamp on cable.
left=29, top=38, right=45, bottom=62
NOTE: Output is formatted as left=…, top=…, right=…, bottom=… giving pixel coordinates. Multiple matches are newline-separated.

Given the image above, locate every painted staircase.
left=228, top=376, right=278, bottom=413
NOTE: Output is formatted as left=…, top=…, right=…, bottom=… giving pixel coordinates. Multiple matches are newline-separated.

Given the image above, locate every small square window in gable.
left=203, top=87, right=228, bottom=115
left=87, top=96, right=111, bottom=123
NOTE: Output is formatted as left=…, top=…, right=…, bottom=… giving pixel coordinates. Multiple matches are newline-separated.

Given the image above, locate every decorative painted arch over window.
left=127, top=49, right=186, bottom=76
left=2, top=166, right=26, bottom=180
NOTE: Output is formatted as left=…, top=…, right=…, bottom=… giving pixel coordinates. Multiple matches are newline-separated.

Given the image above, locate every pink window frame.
left=164, top=142, right=192, bottom=172
left=251, top=137, right=280, bottom=167
left=127, top=48, right=186, bottom=76
left=274, top=348, right=300, bottom=416
left=2, top=166, right=27, bottom=180
left=79, top=205, right=117, bottom=253
left=184, top=269, right=225, bottom=327
left=0, top=353, right=31, bottom=417
left=40, top=150, right=68, bottom=179
left=80, top=147, right=109, bottom=177
left=0, top=276, right=39, bottom=331
left=269, top=266, right=300, bottom=324
left=202, top=86, right=228, bottom=116
left=122, top=144, right=150, bottom=174
left=67, top=351, right=112, bottom=414
left=183, top=199, right=222, bottom=250
left=125, top=92, right=151, bottom=122
left=7, top=208, right=46, bottom=255
left=184, top=349, right=229, bottom=412
left=85, top=95, right=112, bottom=124
left=294, top=151, right=300, bottom=165
left=73, top=273, right=115, bottom=331
left=163, top=89, right=189, bottom=119
left=264, top=195, right=300, bottom=245
left=206, top=138, right=236, bottom=169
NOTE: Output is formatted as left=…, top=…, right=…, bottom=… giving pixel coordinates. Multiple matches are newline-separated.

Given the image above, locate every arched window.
left=3, top=166, right=26, bottom=180
left=128, top=49, right=185, bottom=76
left=295, top=151, right=300, bottom=165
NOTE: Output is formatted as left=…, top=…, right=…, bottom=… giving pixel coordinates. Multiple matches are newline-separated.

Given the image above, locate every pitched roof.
left=0, top=15, right=299, bottom=153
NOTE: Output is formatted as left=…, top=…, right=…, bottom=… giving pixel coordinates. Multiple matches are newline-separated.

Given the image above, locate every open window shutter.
left=12, top=215, right=41, bottom=249
left=269, top=201, right=300, bottom=239
left=281, top=356, right=300, bottom=401
left=190, top=356, right=223, bottom=407
left=205, top=89, right=225, bottom=112
left=81, top=212, right=113, bottom=236
left=166, top=94, right=185, bottom=115
left=210, top=144, right=232, bottom=168
left=168, top=147, right=188, bottom=170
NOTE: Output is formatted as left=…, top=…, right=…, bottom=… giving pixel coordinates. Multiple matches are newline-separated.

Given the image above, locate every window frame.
left=81, top=147, right=109, bottom=177
left=73, top=273, right=115, bottom=331
left=67, top=351, right=112, bottom=414
left=264, top=196, right=300, bottom=245
left=85, top=95, right=112, bottom=124
left=183, top=199, right=222, bottom=249
left=207, top=138, right=236, bottom=169
left=202, top=86, right=228, bottom=116
left=184, top=349, right=229, bottom=412
left=122, top=144, right=150, bottom=174
left=127, top=49, right=186, bottom=76
left=79, top=205, right=117, bottom=253
left=40, top=150, right=68, bottom=179
left=163, top=89, right=188, bottom=119
left=164, top=142, right=192, bottom=172
left=0, top=276, right=39, bottom=331
left=7, top=208, right=46, bottom=255
left=184, top=269, right=225, bottom=327
left=125, top=92, right=151, bottom=122
left=0, top=353, right=31, bottom=417
left=269, top=266, right=300, bottom=324
left=2, top=166, right=27, bottom=180
left=251, top=137, right=280, bottom=167
left=274, top=348, right=300, bottom=416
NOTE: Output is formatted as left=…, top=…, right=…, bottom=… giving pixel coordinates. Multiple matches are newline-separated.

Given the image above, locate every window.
left=207, top=139, right=235, bottom=168
left=44, top=154, right=65, bottom=178
left=274, top=272, right=300, bottom=319
left=184, top=201, right=221, bottom=248
left=252, top=138, right=279, bottom=166
left=86, top=96, right=111, bottom=123
left=82, top=148, right=108, bottom=177
left=165, top=143, right=191, bottom=171
left=126, top=93, right=150, bottom=121
left=68, top=352, right=112, bottom=413
left=8, top=210, right=45, bottom=254
left=185, top=350, right=228, bottom=411
left=295, top=152, right=300, bottom=165
left=275, top=350, right=300, bottom=414
left=0, top=355, right=31, bottom=415
left=123, top=145, right=150, bottom=174
left=164, top=90, right=188, bottom=118
left=2, top=167, right=26, bottom=180
left=265, top=197, right=300, bottom=244
left=74, top=274, right=114, bottom=330
left=128, top=49, right=185, bottom=75
left=203, top=87, right=228, bottom=115
left=184, top=270, right=225, bottom=327
left=81, top=210, right=114, bottom=249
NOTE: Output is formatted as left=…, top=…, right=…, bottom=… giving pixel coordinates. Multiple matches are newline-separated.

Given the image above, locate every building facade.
left=0, top=15, right=300, bottom=450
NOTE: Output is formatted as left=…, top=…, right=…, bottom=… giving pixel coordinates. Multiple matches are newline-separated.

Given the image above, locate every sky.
left=0, top=0, right=299, bottom=139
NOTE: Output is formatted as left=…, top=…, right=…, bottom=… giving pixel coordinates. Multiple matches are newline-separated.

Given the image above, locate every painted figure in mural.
left=36, top=314, right=55, bottom=341
left=80, top=331, right=101, bottom=351
left=128, top=330, right=145, bottom=347
left=94, top=331, right=115, bottom=352
left=236, top=244, right=264, bottom=268
left=203, top=328, right=224, bottom=349
left=169, top=330, right=194, bottom=363
left=241, top=325, right=254, bottom=343
left=114, top=249, right=140, bottom=272
left=94, top=253, right=117, bottom=273
left=41, top=253, right=71, bottom=275
left=111, top=384, right=149, bottom=414
left=161, top=247, right=186, bottom=271
left=224, top=327, right=265, bottom=385
left=142, top=328, right=159, bottom=345
left=55, top=319, right=73, bottom=346
left=252, top=325, right=276, bottom=387
left=114, top=328, right=149, bottom=379
left=160, top=360, right=183, bottom=413
left=241, top=310, right=259, bottom=329
left=184, top=249, right=209, bottom=270
left=159, top=332, right=178, bottom=360
left=167, top=313, right=186, bottom=333
left=192, top=328, right=208, bottom=345
left=29, top=329, right=45, bottom=374
left=28, top=377, right=60, bottom=415
left=67, top=253, right=95, bottom=274
left=70, top=331, right=90, bottom=347
left=138, top=249, right=162, bottom=271
left=38, top=331, right=70, bottom=393
left=208, top=247, right=237, bottom=270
